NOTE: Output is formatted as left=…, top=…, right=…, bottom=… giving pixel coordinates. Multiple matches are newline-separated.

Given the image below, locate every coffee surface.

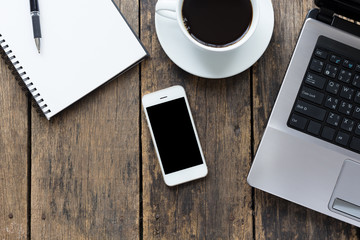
left=182, top=0, right=253, bottom=47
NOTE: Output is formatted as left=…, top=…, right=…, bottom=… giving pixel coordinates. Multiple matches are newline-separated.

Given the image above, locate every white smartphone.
left=142, top=85, right=208, bottom=186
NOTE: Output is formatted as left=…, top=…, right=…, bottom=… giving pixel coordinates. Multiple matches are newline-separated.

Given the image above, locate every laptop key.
left=330, top=55, right=341, bottom=65
left=341, top=118, right=354, bottom=132
left=338, top=101, right=353, bottom=115
left=355, top=91, right=360, bottom=104
left=307, top=121, right=321, bottom=135
left=352, top=74, right=360, bottom=88
left=300, top=86, right=324, bottom=104
left=325, top=96, right=339, bottom=110
left=338, top=69, right=352, bottom=83
left=343, top=59, right=355, bottom=69
left=327, top=112, right=341, bottom=127
left=340, top=86, right=355, bottom=100
left=321, top=126, right=336, bottom=141
left=294, top=100, right=326, bottom=121
left=356, top=123, right=360, bottom=135
left=310, top=59, right=324, bottom=73
left=353, top=106, right=360, bottom=120
left=324, top=64, right=339, bottom=78
left=350, top=137, right=360, bottom=152
left=335, top=131, right=350, bottom=146
left=289, top=114, right=308, bottom=130
left=305, top=72, right=326, bottom=89
left=356, top=64, right=360, bottom=72
left=315, top=48, right=328, bottom=59
left=326, top=81, right=340, bottom=95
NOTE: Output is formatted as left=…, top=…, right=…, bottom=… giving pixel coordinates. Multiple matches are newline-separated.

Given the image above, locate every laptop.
left=247, top=0, right=360, bottom=227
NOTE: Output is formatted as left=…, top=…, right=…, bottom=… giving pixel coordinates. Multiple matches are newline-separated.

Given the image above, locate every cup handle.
left=156, top=0, right=177, bottom=20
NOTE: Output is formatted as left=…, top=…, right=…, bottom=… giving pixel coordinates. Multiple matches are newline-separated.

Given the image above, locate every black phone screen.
left=146, top=97, right=203, bottom=174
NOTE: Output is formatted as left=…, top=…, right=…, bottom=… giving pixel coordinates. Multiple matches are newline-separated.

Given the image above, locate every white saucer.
left=155, top=0, right=274, bottom=79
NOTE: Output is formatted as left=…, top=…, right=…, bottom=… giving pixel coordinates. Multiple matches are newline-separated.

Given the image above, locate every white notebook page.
left=0, top=0, right=147, bottom=119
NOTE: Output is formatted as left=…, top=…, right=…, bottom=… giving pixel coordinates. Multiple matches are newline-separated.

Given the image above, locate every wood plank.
left=30, top=0, right=141, bottom=239
left=0, top=49, right=29, bottom=238
left=252, top=0, right=360, bottom=239
left=140, top=0, right=253, bottom=238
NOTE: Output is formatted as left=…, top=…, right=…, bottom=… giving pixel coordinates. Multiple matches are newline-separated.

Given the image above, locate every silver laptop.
left=248, top=0, right=360, bottom=227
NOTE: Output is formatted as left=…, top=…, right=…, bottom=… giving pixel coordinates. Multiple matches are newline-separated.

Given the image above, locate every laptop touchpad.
left=329, top=160, right=360, bottom=221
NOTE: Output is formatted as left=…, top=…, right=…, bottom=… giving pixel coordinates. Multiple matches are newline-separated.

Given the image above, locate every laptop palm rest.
left=329, top=160, right=360, bottom=221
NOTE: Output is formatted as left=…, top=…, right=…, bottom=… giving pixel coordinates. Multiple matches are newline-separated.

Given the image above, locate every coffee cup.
left=156, top=0, right=259, bottom=53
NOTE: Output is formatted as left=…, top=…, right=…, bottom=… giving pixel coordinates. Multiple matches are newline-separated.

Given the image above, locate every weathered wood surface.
left=30, top=0, right=141, bottom=239
left=1, top=0, right=360, bottom=239
left=140, top=0, right=253, bottom=239
left=0, top=46, right=29, bottom=239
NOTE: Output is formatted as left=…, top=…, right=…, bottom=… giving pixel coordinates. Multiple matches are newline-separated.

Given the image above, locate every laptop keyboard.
left=287, top=36, right=360, bottom=154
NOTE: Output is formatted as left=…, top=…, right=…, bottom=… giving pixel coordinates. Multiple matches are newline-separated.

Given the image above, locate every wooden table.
left=1, top=0, right=359, bottom=239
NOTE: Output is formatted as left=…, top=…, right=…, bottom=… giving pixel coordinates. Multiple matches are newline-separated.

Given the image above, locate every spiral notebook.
left=0, top=0, right=148, bottom=120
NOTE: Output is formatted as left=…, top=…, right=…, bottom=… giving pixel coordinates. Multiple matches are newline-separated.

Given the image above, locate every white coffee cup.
left=156, top=0, right=260, bottom=53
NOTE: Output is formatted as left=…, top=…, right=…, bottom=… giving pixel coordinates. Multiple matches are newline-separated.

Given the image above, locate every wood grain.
left=30, top=0, right=141, bottom=239
left=140, top=0, right=253, bottom=239
left=252, top=0, right=360, bottom=239
left=1, top=0, right=360, bottom=239
left=0, top=49, right=29, bottom=238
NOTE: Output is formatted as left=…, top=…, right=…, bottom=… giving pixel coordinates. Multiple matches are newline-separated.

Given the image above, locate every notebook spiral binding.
left=0, top=33, right=51, bottom=117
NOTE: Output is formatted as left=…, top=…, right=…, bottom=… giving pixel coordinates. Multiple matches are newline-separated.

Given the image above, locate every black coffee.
left=182, top=0, right=253, bottom=47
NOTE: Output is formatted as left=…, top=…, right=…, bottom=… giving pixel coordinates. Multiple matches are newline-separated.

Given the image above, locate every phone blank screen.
left=146, top=97, right=203, bottom=174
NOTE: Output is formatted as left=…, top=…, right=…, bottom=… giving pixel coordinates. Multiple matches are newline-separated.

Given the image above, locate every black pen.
left=30, top=0, right=42, bottom=53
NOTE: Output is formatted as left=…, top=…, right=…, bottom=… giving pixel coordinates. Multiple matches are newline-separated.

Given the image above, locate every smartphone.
left=142, top=85, right=208, bottom=186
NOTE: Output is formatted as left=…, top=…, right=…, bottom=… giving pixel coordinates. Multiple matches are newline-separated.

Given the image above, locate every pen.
left=30, top=0, right=42, bottom=53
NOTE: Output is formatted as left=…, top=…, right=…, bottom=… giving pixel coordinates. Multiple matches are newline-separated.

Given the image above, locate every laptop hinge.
left=317, top=7, right=334, bottom=24
left=332, top=16, right=360, bottom=38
